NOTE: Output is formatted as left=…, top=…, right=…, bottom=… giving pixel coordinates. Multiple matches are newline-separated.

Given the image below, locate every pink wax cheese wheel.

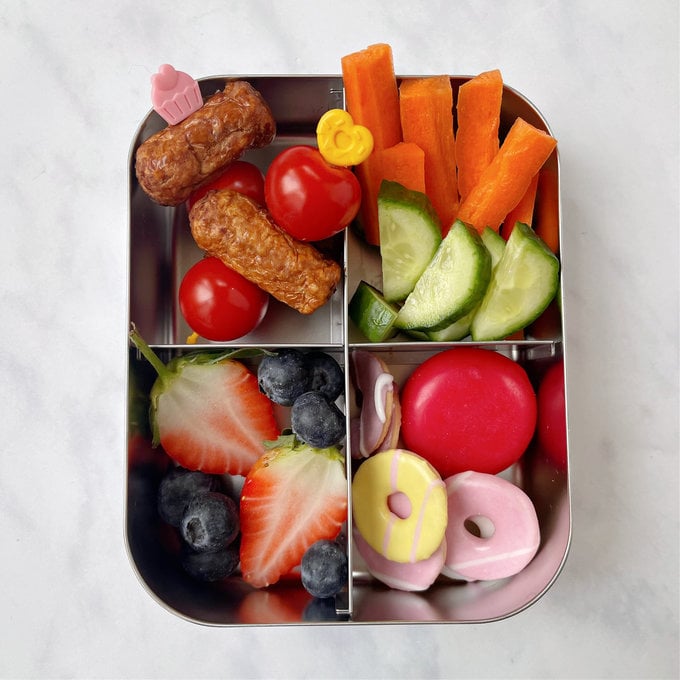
left=151, top=64, right=202, bottom=125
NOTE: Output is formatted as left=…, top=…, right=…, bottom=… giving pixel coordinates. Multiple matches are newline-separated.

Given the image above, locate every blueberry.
left=291, top=391, right=346, bottom=448
left=300, top=539, right=348, bottom=599
left=305, top=351, right=344, bottom=402
left=180, top=491, right=239, bottom=553
left=257, top=349, right=312, bottom=406
left=157, top=467, right=222, bottom=527
left=181, top=542, right=240, bottom=582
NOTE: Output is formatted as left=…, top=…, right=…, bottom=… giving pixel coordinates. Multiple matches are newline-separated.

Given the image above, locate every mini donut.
left=442, top=471, right=540, bottom=581
left=350, top=382, right=401, bottom=459
left=375, top=390, right=401, bottom=453
left=352, top=449, right=447, bottom=563
left=350, top=350, right=399, bottom=458
left=353, top=526, right=446, bottom=591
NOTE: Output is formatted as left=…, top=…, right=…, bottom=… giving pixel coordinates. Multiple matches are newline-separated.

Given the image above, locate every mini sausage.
left=135, top=80, right=276, bottom=206
left=189, top=189, right=342, bottom=315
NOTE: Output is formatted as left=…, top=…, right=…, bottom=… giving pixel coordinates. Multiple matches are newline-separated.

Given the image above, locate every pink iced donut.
left=442, top=471, right=540, bottom=581
left=353, top=526, right=446, bottom=592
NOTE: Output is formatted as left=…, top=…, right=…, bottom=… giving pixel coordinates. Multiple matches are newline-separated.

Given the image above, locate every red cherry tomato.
left=537, top=359, right=568, bottom=469
left=400, top=348, right=537, bottom=477
left=264, top=145, right=361, bottom=241
left=179, top=257, right=269, bottom=341
left=187, top=161, right=265, bottom=211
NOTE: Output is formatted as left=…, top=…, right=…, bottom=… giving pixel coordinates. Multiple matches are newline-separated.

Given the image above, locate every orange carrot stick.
left=341, top=43, right=402, bottom=150
left=456, top=118, right=557, bottom=233
left=379, top=142, right=426, bottom=194
left=399, top=75, right=458, bottom=234
left=534, top=166, right=560, bottom=254
left=342, top=44, right=402, bottom=245
left=501, top=171, right=540, bottom=240
left=455, top=69, right=504, bottom=203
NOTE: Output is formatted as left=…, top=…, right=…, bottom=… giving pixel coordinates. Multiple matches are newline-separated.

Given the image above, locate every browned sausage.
left=189, top=190, right=342, bottom=315
left=135, top=80, right=276, bottom=206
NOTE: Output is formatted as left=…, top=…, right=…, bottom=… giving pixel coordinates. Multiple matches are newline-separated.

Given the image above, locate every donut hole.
left=464, top=515, right=496, bottom=539
left=387, top=491, right=412, bottom=519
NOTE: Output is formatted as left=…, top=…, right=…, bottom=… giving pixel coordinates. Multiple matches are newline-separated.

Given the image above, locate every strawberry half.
left=239, top=434, right=348, bottom=588
left=129, top=326, right=279, bottom=476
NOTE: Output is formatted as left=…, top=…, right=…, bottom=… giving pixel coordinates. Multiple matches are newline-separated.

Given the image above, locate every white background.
left=1, top=1, right=678, bottom=678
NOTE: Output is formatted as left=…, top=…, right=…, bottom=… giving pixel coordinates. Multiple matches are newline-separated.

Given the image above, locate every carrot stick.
left=399, top=75, right=458, bottom=234
left=379, top=142, right=426, bottom=194
left=456, top=118, right=557, bottom=233
left=455, top=69, right=504, bottom=203
left=342, top=44, right=402, bottom=245
left=534, top=166, right=560, bottom=254
left=341, top=43, right=402, bottom=150
left=501, top=171, right=540, bottom=240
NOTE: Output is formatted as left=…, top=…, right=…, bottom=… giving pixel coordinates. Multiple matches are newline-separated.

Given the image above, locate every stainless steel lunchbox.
left=126, top=75, right=570, bottom=625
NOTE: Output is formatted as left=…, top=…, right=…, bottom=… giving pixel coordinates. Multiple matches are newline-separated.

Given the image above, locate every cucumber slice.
left=480, top=226, right=506, bottom=269
left=395, top=220, right=491, bottom=331
left=349, top=281, right=399, bottom=342
left=403, top=328, right=431, bottom=341
left=426, top=227, right=506, bottom=341
left=471, top=222, right=559, bottom=341
left=426, top=309, right=475, bottom=341
left=378, top=180, right=442, bottom=302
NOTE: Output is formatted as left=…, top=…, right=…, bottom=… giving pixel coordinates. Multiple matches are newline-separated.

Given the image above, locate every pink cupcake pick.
left=151, top=64, right=202, bottom=125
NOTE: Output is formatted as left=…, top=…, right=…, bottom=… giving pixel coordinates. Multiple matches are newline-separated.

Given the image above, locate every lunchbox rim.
left=125, top=72, right=571, bottom=626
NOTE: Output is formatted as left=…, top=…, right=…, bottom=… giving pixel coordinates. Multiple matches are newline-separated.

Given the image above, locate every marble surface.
left=1, top=0, right=678, bottom=678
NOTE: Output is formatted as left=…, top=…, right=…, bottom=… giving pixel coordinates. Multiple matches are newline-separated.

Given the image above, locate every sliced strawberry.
left=130, top=327, right=279, bottom=476
left=239, top=435, right=348, bottom=589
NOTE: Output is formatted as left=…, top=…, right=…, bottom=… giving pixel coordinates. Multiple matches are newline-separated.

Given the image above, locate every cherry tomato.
left=536, top=359, right=567, bottom=469
left=264, top=145, right=361, bottom=241
left=187, top=161, right=265, bottom=211
left=179, top=257, right=269, bottom=341
left=400, top=348, right=537, bottom=477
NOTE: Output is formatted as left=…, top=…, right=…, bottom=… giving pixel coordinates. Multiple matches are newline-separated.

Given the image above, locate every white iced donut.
left=442, top=471, right=540, bottom=581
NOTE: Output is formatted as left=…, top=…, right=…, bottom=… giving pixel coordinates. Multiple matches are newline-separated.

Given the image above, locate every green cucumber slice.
left=426, top=309, right=475, bottom=341
left=378, top=180, right=442, bottom=302
left=480, top=226, right=506, bottom=269
left=471, top=222, right=560, bottom=341
left=403, top=328, right=431, bottom=340
left=349, top=281, right=399, bottom=342
left=395, top=220, right=491, bottom=331
left=426, top=227, right=506, bottom=341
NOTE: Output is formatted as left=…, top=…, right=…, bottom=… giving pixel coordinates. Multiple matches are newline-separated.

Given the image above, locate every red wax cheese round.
left=400, top=348, right=537, bottom=477
left=536, top=359, right=567, bottom=470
